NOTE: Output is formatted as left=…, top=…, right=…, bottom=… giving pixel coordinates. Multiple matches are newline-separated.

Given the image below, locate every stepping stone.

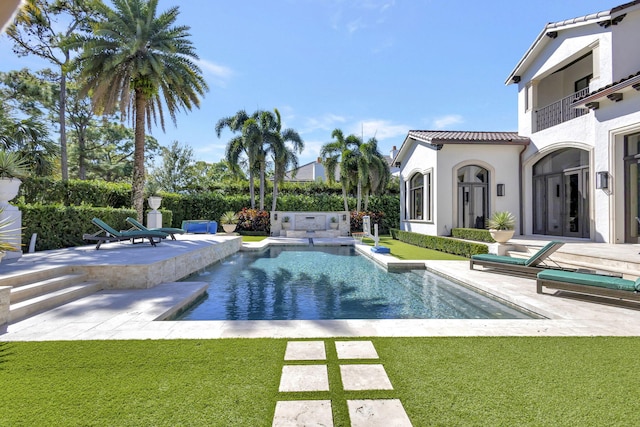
left=272, top=400, right=333, bottom=427
left=284, top=341, right=326, bottom=361
left=279, top=365, right=330, bottom=392
left=340, top=364, right=393, bottom=390
left=335, top=341, right=379, bottom=359
left=347, top=399, right=412, bottom=427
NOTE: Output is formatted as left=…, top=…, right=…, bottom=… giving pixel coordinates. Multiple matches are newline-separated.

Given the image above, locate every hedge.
left=19, top=205, right=173, bottom=251
left=393, top=230, right=488, bottom=257
left=452, top=228, right=496, bottom=243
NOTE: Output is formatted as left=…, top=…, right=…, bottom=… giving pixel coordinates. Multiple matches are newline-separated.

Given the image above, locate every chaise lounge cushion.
left=537, top=269, right=639, bottom=292
left=470, top=254, right=527, bottom=266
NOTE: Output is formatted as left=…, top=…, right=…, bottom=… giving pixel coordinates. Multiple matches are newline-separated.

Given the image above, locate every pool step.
left=2, top=266, right=104, bottom=323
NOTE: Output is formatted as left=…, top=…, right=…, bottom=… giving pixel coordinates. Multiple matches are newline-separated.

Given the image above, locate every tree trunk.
left=341, top=182, right=349, bottom=212
left=356, top=180, right=362, bottom=212
left=259, top=159, right=266, bottom=211
left=364, top=191, right=370, bottom=211
left=272, top=179, right=278, bottom=212
left=59, top=71, right=68, bottom=181
left=248, top=169, right=256, bottom=209
left=78, top=131, right=86, bottom=180
left=132, top=90, right=146, bottom=221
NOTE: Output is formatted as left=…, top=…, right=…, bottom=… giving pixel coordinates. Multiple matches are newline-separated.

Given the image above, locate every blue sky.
left=0, top=0, right=614, bottom=166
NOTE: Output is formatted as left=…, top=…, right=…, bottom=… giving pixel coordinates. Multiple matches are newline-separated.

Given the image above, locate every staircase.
left=1, top=266, right=102, bottom=323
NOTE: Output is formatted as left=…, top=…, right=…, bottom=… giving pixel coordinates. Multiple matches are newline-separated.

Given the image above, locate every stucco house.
left=395, top=1, right=640, bottom=244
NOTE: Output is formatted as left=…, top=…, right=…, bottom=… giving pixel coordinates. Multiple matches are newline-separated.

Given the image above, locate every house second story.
left=506, top=1, right=640, bottom=137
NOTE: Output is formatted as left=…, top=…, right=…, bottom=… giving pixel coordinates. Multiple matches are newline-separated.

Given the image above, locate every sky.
left=0, top=0, right=617, bottom=167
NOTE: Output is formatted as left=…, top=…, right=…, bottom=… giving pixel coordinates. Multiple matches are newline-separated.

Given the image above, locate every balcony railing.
left=534, top=87, right=590, bottom=132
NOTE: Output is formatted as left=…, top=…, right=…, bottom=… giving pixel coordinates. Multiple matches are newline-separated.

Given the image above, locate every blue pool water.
left=177, top=246, right=531, bottom=320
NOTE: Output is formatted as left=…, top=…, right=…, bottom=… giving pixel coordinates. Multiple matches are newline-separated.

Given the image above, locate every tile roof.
left=407, top=131, right=530, bottom=145
left=572, top=70, right=640, bottom=106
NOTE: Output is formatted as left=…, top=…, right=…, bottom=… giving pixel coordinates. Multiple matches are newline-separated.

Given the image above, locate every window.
left=574, top=75, right=592, bottom=93
left=409, top=173, right=423, bottom=220
left=425, top=172, right=433, bottom=222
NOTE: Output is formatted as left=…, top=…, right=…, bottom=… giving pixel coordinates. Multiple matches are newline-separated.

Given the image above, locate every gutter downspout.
left=519, top=143, right=529, bottom=236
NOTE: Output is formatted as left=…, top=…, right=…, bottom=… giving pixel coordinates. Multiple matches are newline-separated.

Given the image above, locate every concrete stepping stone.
left=335, top=341, right=379, bottom=359
left=347, top=399, right=412, bottom=427
left=340, top=364, right=393, bottom=390
left=279, top=365, right=330, bottom=392
left=284, top=341, right=326, bottom=361
left=272, top=400, right=333, bottom=427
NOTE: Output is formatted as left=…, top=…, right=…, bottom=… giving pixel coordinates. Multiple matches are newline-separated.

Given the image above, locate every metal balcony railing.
left=534, top=87, right=590, bottom=132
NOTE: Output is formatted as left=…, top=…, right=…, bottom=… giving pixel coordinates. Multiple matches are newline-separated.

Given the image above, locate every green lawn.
left=2, top=337, right=638, bottom=426
left=241, top=235, right=268, bottom=242
left=362, top=236, right=467, bottom=260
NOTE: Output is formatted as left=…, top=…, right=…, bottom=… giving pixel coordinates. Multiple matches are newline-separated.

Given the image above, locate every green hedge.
left=19, top=178, right=131, bottom=208
left=452, top=228, right=496, bottom=243
left=394, top=230, right=488, bottom=257
left=19, top=205, right=173, bottom=251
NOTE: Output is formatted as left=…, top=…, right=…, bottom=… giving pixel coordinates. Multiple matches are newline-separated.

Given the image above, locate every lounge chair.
left=470, top=241, right=565, bottom=277
left=83, top=218, right=169, bottom=250
left=125, top=217, right=185, bottom=240
left=537, top=269, right=640, bottom=303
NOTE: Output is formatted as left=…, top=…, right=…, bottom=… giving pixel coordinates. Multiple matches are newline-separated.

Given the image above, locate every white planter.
left=222, top=224, right=236, bottom=233
left=489, top=229, right=515, bottom=243
left=147, top=196, right=162, bottom=210
left=329, top=222, right=338, bottom=230
left=0, top=178, right=21, bottom=203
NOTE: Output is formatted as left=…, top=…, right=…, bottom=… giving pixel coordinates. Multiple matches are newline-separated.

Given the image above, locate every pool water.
left=177, top=246, right=531, bottom=320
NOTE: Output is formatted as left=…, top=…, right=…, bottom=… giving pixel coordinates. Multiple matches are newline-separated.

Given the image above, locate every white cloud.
left=347, top=18, right=365, bottom=34
left=433, top=114, right=464, bottom=129
left=348, top=119, right=409, bottom=141
left=195, top=58, right=233, bottom=88
left=302, top=113, right=348, bottom=134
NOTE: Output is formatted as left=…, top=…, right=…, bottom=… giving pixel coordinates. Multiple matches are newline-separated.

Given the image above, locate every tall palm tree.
left=320, top=129, right=361, bottom=211
left=267, top=109, right=303, bottom=212
left=215, top=109, right=259, bottom=209
left=71, top=0, right=208, bottom=220
left=358, top=137, right=390, bottom=211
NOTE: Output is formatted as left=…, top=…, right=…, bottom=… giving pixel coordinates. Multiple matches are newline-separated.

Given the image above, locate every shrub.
left=452, top=228, right=496, bottom=243
left=395, top=230, right=488, bottom=257
left=236, top=208, right=270, bottom=234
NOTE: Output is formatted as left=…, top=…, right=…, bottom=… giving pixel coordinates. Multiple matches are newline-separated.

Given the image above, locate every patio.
left=2, top=235, right=640, bottom=341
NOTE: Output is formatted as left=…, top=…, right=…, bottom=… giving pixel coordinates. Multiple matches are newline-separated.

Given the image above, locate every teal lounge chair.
left=537, top=269, right=640, bottom=303
left=83, top=218, right=169, bottom=250
left=470, top=241, right=565, bottom=277
left=126, top=217, right=185, bottom=240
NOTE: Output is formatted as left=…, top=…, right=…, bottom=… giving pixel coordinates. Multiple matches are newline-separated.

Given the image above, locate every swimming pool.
left=177, top=246, right=532, bottom=320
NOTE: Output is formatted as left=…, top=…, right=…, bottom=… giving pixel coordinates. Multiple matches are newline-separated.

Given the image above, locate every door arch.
left=457, top=165, right=488, bottom=229
left=532, top=148, right=589, bottom=237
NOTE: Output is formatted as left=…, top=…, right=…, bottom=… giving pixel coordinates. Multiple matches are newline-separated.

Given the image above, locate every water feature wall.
left=270, top=211, right=350, bottom=237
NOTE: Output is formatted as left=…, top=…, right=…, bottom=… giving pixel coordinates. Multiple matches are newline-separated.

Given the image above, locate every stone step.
left=10, top=273, right=88, bottom=304
left=9, top=281, right=102, bottom=323
left=0, top=266, right=72, bottom=288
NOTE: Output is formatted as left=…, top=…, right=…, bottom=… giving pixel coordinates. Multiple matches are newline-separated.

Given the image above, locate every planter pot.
left=282, top=222, right=291, bottom=230
left=329, top=222, right=338, bottom=230
left=147, top=196, right=162, bottom=210
left=489, top=229, right=515, bottom=244
left=0, top=178, right=21, bottom=203
left=222, top=224, right=236, bottom=234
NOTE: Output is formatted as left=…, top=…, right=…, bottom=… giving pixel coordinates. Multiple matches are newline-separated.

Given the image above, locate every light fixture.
left=342, top=214, right=347, bottom=221
left=596, top=171, right=609, bottom=189
left=497, top=184, right=505, bottom=197
left=274, top=213, right=278, bottom=221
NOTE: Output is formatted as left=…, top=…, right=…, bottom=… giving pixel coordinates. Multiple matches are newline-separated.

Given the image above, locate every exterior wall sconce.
left=497, top=184, right=505, bottom=197
left=274, top=213, right=278, bottom=221
left=596, top=171, right=609, bottom=189
left=342, top=214, right=347, bottom=221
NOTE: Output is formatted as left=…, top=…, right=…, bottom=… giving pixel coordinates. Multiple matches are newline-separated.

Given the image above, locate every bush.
left=390, top=228, right=399, bottom=239
left=20, top=178, right=131, bottom=207
left=452, top=228, right=496, bottom=243
left=236, top=208, right=270, bottom=234
left=395, top=230, right=488, bottom=257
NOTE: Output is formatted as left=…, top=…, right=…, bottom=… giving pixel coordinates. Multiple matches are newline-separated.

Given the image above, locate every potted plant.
left=487, top=211, right=516, bottom=243
left=145, top=181, right=162, bottom=210
left=0, top=150, right=29, bottom=203
left=220, top=211, right=239, bottom=234
left=329, top=216, right=338, bottom=230
left=282, top=216, right=291, bottom=230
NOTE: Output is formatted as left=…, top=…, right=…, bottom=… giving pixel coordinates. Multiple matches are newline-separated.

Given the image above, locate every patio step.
left=2, top=266, right=104, bottom=323
left=9, top=281, right=102, bottom=323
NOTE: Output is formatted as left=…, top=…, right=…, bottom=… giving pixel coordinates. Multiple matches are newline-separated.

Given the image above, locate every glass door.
left=625, top=158, right=640, bottom=243
left=564, top=170, right=588, bottom=238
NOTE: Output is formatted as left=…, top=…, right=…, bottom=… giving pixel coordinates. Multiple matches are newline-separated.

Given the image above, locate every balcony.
left=534, top=87, right=590, bottom=132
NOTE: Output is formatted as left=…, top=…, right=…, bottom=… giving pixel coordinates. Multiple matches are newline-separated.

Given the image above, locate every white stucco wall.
left=612, top=9, right=640, bottom=81
left=399, top=142, right=522, bottom=237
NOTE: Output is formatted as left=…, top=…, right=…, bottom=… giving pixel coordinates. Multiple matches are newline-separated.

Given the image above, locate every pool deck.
left=2, top=235, right=640, bottom=341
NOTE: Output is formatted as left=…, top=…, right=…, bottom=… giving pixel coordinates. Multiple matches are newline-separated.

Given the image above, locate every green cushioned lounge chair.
left=470, top=241, right=565, bottom=277
left=126, top=217, right=185, bottom=240
left=83, top=218, right=169, bottom=250
left=537, top=269, right=640, bottom=303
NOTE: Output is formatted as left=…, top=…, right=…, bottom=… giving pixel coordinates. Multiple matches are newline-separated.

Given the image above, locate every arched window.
left=409, top=173, right=423, bottom=220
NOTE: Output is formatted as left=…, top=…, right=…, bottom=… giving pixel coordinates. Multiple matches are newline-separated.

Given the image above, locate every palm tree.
left=267, top=109, right=303, bottom=212
left=320, top=129, right=361, bottom=211
left=71, top=0, right=208, bottom=220
left=215, top=109, right=259, bottom=209
left=358, top=137, right=390, bottom=211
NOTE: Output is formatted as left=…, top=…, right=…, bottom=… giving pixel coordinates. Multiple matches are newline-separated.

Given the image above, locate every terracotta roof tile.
left=407, top=130, right=530, bottom=145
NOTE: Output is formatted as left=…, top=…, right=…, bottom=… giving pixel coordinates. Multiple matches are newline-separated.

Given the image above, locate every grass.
left=241, top=235, right=268, bottom=242
left=361, top=236, right=467, bottom=260
left=2, top=337, right=639, bottom=426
